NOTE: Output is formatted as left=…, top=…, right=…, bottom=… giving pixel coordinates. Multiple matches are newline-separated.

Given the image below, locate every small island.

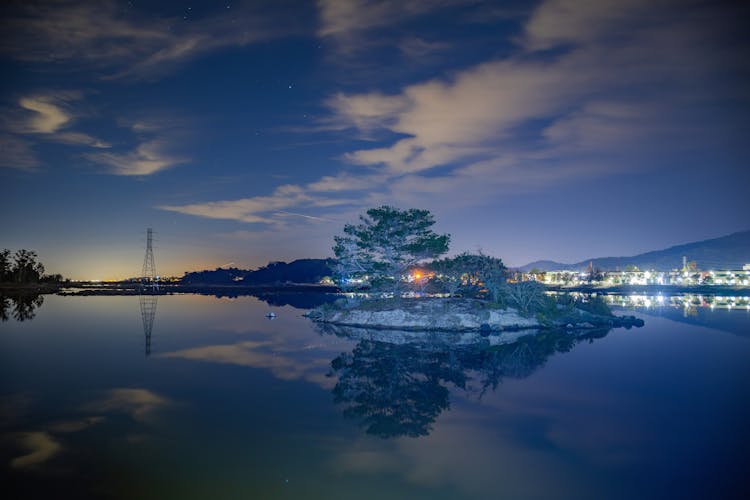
left=308, top=296, right=643, bottom=333
left=307, top=206, right=643, bottom=339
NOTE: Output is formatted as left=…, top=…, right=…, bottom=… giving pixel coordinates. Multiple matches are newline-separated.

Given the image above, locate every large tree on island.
left=334, top=206, right=450, bottom=295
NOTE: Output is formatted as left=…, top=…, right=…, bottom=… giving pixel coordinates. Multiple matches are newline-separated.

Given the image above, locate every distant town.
left=516, top=259, right=750, bottom=288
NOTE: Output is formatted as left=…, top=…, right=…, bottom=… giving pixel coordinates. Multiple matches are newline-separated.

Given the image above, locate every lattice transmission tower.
left=142, top=228, right=156, bottom=282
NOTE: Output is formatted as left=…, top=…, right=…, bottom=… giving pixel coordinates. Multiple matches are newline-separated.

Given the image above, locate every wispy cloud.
left=398, top=37, right=451, bottom=59
left=522, top=0, right=655, bottom=51
left=79, top=113, right=193, bottom=176
left=159, top=184, right=354, bottom=224
left=6, top=91, right=110, bottom=146
left=0, top=0, right=307, bottom=80
left=274, top=211, right=339, bottom=222
left=0, top=92, right=194, bottom=176
left=307, top=172, right=387, bottom=192
left=317, top=0, right=469, bottom=40
left=86, top=139, right=185, bottom=176
left=52, top=131, right=111, bottom=148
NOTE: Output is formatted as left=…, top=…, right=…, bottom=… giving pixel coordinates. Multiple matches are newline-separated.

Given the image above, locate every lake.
left=2, top=293, right=749, bottom=499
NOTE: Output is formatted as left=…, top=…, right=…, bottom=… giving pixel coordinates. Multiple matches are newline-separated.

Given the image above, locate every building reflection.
left=598, top=293, right=750, bottom=313
left=320, top=325, right=612, bottom=439
left=588, top=292, right=750, bottom=337
left=0, top=292, right=44, bottom=322
left=139, top=293, right=158, bottom=356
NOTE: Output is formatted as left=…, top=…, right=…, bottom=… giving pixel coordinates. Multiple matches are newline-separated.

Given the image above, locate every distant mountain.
left=518, top=230, right=750, bottom=272
left=517, top=260, right=571, bottom=272
left=181, top=258, right=334, bottom=285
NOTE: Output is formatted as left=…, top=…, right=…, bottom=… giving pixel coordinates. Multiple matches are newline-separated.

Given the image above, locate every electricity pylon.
left=142, top=228, right=156, bottom=283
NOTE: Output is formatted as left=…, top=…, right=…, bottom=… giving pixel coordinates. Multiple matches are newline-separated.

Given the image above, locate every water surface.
left=1, top=293, right=749, bottom=499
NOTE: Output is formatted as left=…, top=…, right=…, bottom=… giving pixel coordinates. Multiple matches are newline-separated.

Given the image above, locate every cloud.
left=0, top=92, right=111, bottom=167
left=1, top=92, right=191, bottom=175
left=52, top=131, right=111, bottom=148
left=159, top=0, right=748, bottom=232
left=316, top=0, right=474, bottom=58
left=19, top=96, right=71, bottom=133
left=9, top=432, right=63, bottom=469
left=81, top=115, right=192, bottom=176
left=274, top=211, right=338, bottom=222
left=326, top=92, right=408, bottom=132
left=398, top=37, right=451, bottom=58
left=159, top=184, right=354, bottom=224
left=324, top=0, right=749, bottom=182
left=86, top=140, right=185, bottom=176
left=307, top=172, right=387, bottom=192
left=317, top=0, right=468, bottom=38
left=0, top=0, right=306, bottom=80
left=330, top=57, right=588, bottom=174
left=523, top=0, right=656, bottom=51
left=317, top=0, right=408, bottom=38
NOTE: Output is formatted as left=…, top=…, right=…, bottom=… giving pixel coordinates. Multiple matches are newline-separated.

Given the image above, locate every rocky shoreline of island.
left=306, top=297, right=643, bottom=334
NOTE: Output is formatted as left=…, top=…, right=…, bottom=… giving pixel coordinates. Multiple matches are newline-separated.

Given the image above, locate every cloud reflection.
left=10, top=432, right=62, bottom=469
left=160, top=340, right=336, bottom=389
left=83, top=388, right=172, bottom=423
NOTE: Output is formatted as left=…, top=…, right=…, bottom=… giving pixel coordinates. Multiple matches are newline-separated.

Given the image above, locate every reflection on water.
left=0, top=292, right=44, bottom=322
left=139, top=293, right=158, bottom=356
left=324, top=326, right=611, bottom=438
left=600, top=293, right=750, bottom=311
left=588, top=293, right=750, bottom=337
left=2, top=294, right=750, bottom=500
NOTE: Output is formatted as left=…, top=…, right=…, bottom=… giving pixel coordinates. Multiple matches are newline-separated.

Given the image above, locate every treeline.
left=0, top=249, right=63, bottom=284
left=181, top=258, right=335, bottom=285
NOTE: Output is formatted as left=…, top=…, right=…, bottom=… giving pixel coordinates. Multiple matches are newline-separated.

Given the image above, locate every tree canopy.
left=333, top=206, right=449, bottom=293
left=429, top=252, right=506, bottom=299
left=0, top=249, right=56, bottom=284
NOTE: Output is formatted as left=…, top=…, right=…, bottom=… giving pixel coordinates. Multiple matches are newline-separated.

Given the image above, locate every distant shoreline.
left=1, top=282, right=748, bottom=297
left=0, top=283, right=63, bottom=293
left=56, top=283, right=340, bottom=296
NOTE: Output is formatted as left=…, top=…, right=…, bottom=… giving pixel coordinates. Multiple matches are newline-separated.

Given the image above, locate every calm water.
left=1, top=293, right=749, bottom=499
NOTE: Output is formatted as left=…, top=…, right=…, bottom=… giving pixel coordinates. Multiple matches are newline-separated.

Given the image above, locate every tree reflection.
left=330, top=340, right=467, bottom=438
left=0, top=292, right=45, bottom=322
left=323, top=325, right=612, bottom=438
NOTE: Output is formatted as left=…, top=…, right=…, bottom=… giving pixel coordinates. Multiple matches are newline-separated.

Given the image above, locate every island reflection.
left=320, top=324, right=612, bottom=439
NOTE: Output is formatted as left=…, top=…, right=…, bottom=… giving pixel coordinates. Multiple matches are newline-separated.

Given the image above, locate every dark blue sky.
left=1, top=0, right=748, bottom=279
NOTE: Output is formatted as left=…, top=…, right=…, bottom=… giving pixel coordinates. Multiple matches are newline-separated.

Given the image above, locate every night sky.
left=1, top=0, right=748, bottom=280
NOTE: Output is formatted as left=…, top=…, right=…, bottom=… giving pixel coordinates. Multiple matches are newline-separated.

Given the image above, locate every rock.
left=312, top=298, right=539, bottom=332
left=309, top=297, right=644, bottom=334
